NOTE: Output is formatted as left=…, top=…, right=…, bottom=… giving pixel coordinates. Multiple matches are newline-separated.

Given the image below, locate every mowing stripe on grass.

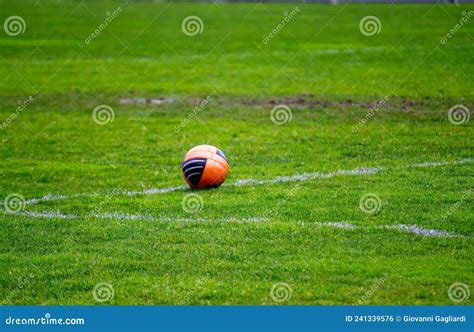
left=23, top=158, right=471, bottom=206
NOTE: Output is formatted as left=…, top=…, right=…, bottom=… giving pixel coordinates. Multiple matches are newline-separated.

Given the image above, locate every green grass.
left=0, top=1, right=473, bottom=305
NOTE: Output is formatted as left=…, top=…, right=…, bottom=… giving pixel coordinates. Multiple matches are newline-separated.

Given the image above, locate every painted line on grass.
left=308, top=221, right=463, bottom=238
left=23, top=158, right=471, bottom=206
left=232, top=167, right=379, bottom=186
left=12, top=210, right=266, bottom=223
left=9, top=210, right=464, bottom=238
left=381, top=224, right=462, bottom=238
left=6, top=157, right=470, bottom=240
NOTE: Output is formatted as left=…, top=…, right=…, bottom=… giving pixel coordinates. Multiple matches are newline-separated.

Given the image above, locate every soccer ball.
left=182, top=145, right=229, bottom=189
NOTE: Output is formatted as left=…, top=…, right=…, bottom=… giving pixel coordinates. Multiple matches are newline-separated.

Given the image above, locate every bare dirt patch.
left=116, top=94, right=434, bottom=114
left=119, top=97, right=175, bottom=105
left=240, top=94, right=424, bottom=111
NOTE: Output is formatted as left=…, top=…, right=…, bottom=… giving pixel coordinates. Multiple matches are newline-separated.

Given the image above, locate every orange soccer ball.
left=182, top=145, right=229, bottom=189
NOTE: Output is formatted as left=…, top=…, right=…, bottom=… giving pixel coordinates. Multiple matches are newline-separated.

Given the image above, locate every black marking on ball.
left=182, top=158, right=206, bottom=186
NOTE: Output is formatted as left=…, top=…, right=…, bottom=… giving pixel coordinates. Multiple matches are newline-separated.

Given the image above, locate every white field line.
left=9, top=211, right=464, bottom=238
left=13, top=210, right=265, bottom=223
left=6, top=158, right=470, bottom=239
left=381, top=224, right=462, bottom=238
left=232, top=167, right=379, bottom=186
left=24, top=185, right=188, bottom=205
left=308, top=221, right=463, bottom=238
left=23, top=158, right=471, bottom=206
left=14, top=210, right=76, bottom=219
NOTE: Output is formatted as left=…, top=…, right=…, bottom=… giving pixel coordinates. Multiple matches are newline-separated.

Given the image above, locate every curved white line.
left=22, top=158, right=471, bottom=206
left=7, top=211, right=464, bottom=238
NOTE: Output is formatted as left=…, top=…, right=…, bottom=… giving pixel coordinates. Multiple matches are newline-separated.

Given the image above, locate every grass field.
left=0, top=0, right=473, bottom=305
